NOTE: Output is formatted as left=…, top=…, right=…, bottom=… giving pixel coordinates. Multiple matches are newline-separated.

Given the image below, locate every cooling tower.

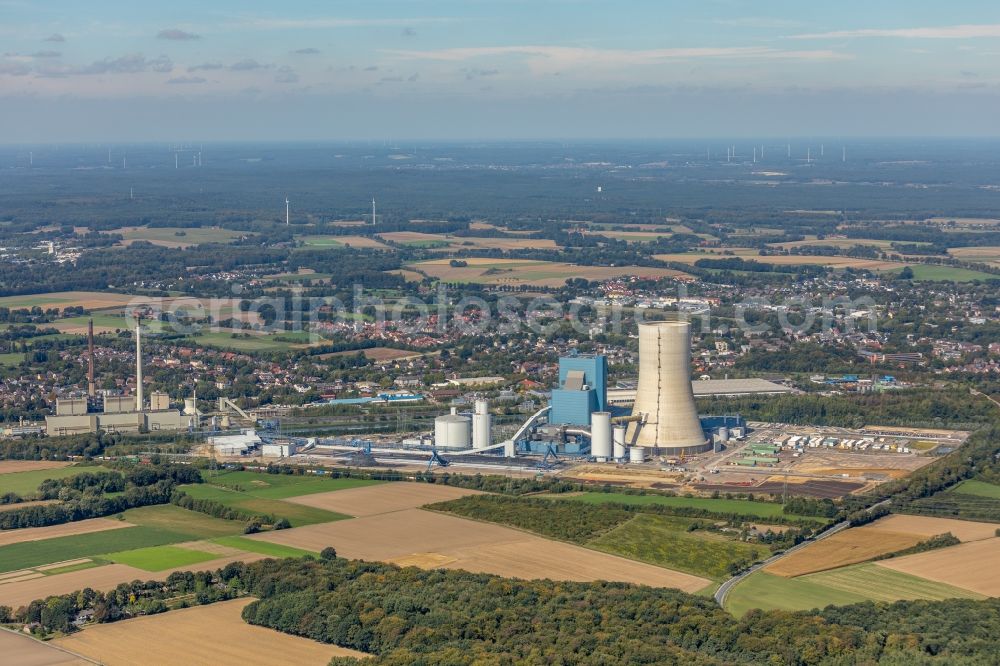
left=628, top=320, right=709, bottom=454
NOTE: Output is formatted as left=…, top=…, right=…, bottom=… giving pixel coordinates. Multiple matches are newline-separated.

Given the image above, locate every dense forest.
left=11, top=555, right=1000, bottom=664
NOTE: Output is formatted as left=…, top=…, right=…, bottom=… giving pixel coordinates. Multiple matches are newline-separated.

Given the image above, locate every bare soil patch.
left=0, top=518, right=132, bottom=547
left=765, top=528, right=922, bottom=577
left=0, top=461, right=72, bottom=475
left=875, top=539, right=1000, bottom=596
left=249, top=508, right=710, bottom=592
left=53, top=598, right=366, bottom=665
left=285, top=482, right=483, bottom=517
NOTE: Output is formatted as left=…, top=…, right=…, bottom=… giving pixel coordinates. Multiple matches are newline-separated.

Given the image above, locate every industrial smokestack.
left=135, top=318, right=143, bottom=412
left=627, top=320, right=708, bottom=454
left=472, top=399, right=491, bottom=449
left=87, top=319, right=95, bottom=398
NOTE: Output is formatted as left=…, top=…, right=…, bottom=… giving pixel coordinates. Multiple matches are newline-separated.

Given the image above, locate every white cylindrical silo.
left=435, top=413, right=471, bottom=449
left=627, top=320, right=709, bottom=454
left=590, top=411, right=612, bottom=461
left=613, top=425, right=627, bottom=460
left=716, top=427, right=729, bottom=444
left=472, top=399, right=491, bottom=449
left=629, top=446, right=646, bottom=463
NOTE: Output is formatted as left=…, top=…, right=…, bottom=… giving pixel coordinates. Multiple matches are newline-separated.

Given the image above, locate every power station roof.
left=607, top=378, right=793, bottom=404
left=563, top=370, right=586, bottom=391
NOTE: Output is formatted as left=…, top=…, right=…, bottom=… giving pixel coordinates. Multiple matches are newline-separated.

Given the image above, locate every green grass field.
left=211, top=535, right=317, bottom=558
left=121, top=504, right=247, bottom=538
left=0, top=526, right=194, bottom=573
left=891, top=264, right=998, bottom=282
left=116, top=226, right=246, bottom=246
left=178, top=484, right=350, bottom=527
left=948, top=479, right=1000, bottom=498
left=105, top=545, right=222, bottom=571
left=803, top=563, right=985, bottom=603
left=547, top=492, right=813, bottom=522
left=0, top=352, right=24, bottom=366
left=0, top=465, right=112, bottom=496
left=725, top=571, right=869, bottom=617
left=587, top=514, right=769, bottom=580
left=201, top=470, right=381, bottom=500
left=177, top=331, right=304, bottom=353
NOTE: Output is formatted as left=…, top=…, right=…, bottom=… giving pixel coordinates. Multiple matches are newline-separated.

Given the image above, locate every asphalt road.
left=714, top=498, right=891, bottom=608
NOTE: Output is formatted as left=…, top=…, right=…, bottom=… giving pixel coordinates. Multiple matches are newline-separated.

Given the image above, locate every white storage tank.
left=472, top=399, right=492, bottom=450
left=613, top=425, right=627, bottom=460
left=183, top=397, right=198, bottom=415
left=590, top=412, right=612, bottom=461
left=714, top=427, right=729, bottom=445
left=629, top=447, right=646, bottom=464
left=435, top=412, right=472, bottom=449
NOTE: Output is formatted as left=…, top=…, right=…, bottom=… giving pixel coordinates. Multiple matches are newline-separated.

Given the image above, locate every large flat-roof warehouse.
left=607, top=378, right=794, bottom=406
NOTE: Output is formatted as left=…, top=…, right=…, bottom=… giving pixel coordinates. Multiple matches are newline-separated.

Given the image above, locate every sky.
left=2, top=0, right=1000, bottom=141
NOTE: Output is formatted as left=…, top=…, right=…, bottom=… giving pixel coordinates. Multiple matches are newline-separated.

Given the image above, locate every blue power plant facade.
left=550, top=355, right=608, bottom=426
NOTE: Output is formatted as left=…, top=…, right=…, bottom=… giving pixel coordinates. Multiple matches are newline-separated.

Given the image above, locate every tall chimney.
left=135, top=317, right=143, bottom=412
left=87, top=319, right=95, bottom=397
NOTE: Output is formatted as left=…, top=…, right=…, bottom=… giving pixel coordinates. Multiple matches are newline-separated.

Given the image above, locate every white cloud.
left=386, top=45, right=850, bottom=68
left=234, top=16, right=452, bottom=30
left=789, top=24, right=1000, bottom=39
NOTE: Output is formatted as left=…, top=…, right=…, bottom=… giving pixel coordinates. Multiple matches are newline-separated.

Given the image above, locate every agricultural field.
left=0, top=352, right=24, bottom=366
left=296, top=234, right=389, bottom=249
left=875, top=538, right=1000, bottom=596
left=0, top=460, right=72, bottom=475
left=0, top=291, right=140, bottom=312
left=655, top=251, right=906, bottom=272
left=588, top=514, right=769, bottom=580
left=108, top=226, right=248, bottom=248
left=177, top=481, right=351, bottom=527
left=885, top=264, right=997, bottom=282
left=544, top=491, right=814, bottom=521
left=285, top=482, right=481, bottom=516
left=103, top=545, right=221, bottom=571
left=176, top=330, right=317, bottom=353
left=0, top=518, right=131, bottom=548
left=0, top=629, right=93, bottom=666
left=53, top=598, right=367, bottom=666
left=948, top=479, right=1000, bottom=498
left=200, top=470, right=381, bottom=499
left=0, top=464, right=111, bottom=497
left=49, top=313, right=134, bottom=334
left=725, top=563, right=985, bottom=617
left=764, top=527, right=922, bottom=577
left=948, top=245, right=1000, bottom=267
left=407, top=257, right=690, bottom=287
left=248, top=505, right=711, bottom=592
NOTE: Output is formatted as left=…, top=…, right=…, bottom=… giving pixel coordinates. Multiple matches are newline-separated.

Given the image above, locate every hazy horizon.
left=2, top=1, right=1000, bottom=142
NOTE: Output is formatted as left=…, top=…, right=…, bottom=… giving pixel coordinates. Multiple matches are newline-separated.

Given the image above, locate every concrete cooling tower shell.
left=627, top=320, right=710, bottom=454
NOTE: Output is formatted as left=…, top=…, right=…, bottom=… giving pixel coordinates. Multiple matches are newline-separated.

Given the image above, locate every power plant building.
left=550, top=354, right=608, bottom=426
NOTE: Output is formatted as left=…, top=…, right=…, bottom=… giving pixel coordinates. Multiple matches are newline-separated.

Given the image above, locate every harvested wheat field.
left=765, top=527, right=922, bottom=577
left=0, top=554, right=266, bottom=609
left=0, top=461, right=72, bottom=475
left=864, top=515, right=1000, bottom=542
left=249, top=508, right=710, bottom=592
left=875, top=539, right=1000, bottom=596
left=410, top=258, right=692, bottom=287
left=0, top=629, right=95, bottom=666
left=285, top=482, right=482, bottom=517
left=54, top=598, right=367, bottom=666
left=0, top=518, right=131, bottom=547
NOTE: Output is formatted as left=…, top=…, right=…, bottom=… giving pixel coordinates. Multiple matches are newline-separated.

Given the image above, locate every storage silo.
left=628, top=447, right=646, bottom=463
left=472, top=399, right=492, bottom=449
left=435, top=412, right=471, bottom=449
left=627, top=320, right=709, bottom=454
left=613, top=425, right=627, bottom=460
left=590, top=411, right=612, bottom=461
